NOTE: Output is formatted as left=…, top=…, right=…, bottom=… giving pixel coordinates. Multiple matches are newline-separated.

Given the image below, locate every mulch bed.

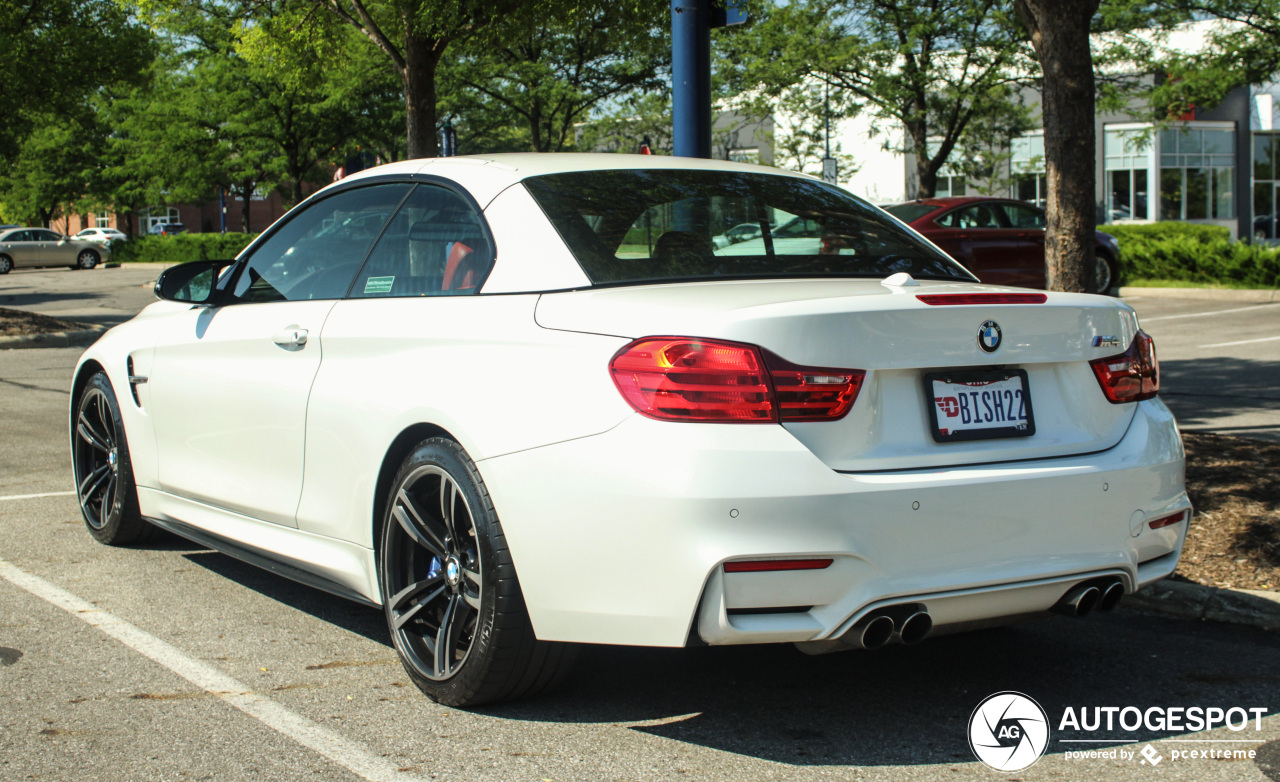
left=0, top=307, right=86, bottom=337
left=1178, top=431, right=1280, bottom=592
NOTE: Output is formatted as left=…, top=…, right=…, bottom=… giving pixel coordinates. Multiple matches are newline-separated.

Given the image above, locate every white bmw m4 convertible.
left=71, top=154, right=1190, bottom=706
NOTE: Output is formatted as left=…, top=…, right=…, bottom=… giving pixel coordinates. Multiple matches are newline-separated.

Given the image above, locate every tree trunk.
left=1015, top=0, right=1100, bottom=293
left=404, top=30, right=443, bottom=159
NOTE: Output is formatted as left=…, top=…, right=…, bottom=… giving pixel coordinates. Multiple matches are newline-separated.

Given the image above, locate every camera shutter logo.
left=968, top=691, right=1050, bottom=772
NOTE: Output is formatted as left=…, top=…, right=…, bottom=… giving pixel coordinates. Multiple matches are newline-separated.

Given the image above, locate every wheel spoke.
left=439, top=474, right=458, bottom=542
left=393, top=490, right=447, bottom=559
left=77, top=410, right=110, bottom=453
left=78, top=463, right=111, bottom=499
left=433, top=594, right=460, bottom=678
left=392, top=583, right=446, bottom=631
left=99, top=473, right=115, bottom=521
left=461, top=567, right=481, bottom=609
left=389, top=575, right=444, bottom=616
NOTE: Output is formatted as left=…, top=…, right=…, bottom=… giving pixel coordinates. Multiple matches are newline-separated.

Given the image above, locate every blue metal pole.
left=671, top=0, right=711, bottom=159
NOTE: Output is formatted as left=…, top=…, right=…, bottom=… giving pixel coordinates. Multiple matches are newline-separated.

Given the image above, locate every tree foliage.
left=440, top=6, right=668, bottom=153
left=718, top=0, right=1033, bottom=197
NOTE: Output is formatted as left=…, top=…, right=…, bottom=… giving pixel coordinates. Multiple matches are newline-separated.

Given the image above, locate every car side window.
left=227, top=184, right=411, bottom=304
left=35, top=230, right=61, bottom=242
left=350, top=184, right=493, bottom=298
left=7, top=230, right=32, bottom=242
left=937, top=205, right=1000, bottom=230
left=999, top=203, right=1046, bottom=229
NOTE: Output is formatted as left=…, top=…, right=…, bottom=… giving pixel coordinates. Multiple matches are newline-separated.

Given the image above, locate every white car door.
left=147, top=183, right=412, bottom=527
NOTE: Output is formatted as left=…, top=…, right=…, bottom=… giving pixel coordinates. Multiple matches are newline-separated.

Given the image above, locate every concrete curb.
left=1126, top=579, right=1280, bottom=630
left=1119, top=286, right=1280, bottom=302
left=0, top=326, right=107, bottom=350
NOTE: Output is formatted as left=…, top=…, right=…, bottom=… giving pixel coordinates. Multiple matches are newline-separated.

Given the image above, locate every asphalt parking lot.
left=1, top=266, right=1278, bottom=781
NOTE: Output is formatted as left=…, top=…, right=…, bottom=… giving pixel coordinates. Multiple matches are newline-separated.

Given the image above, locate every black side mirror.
left=154, top=260, right=235, bottom=304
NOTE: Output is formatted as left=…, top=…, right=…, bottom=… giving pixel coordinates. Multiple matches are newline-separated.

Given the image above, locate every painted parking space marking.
left=1143, top=303, right=1280, bottom=322
left=1199, top=334, right=1280, bottom=348
left=0, top=490, right=76, bottom=502
left=0, top=557, right=427, bottom=782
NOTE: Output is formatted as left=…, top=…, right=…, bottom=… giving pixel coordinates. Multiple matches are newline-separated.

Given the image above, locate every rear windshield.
left=522, top=169, right=974, bottom=285
left=882, top=203, right=942, bottom=223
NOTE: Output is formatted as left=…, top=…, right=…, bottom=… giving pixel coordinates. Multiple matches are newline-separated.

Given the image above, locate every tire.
left=76, top=249, right=99, bottom=270
left=1092, top=251, right=1117, bottom=295
left=72, top=372, right=155, bottom=545
left=379, top=437, right=575, bottom=707
left=0, top=255, right=11, bottom=274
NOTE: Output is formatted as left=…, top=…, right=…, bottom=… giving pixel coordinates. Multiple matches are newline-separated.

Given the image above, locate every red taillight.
left=1090, top=331, right=1159, bottom=403
left=763, top=350, right=865, bottom=421
left=723, top=559, right=834, bottom=573
left=1148, top=509, right=1189, bottom=530
left=916, top=293, right=1048, bottom=305
left=608, top=337, right=864, bottom=423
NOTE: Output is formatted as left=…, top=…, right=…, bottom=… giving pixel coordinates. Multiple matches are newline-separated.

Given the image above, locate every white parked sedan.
left=74, top=227, right=128, bottom=245
left=71, top=154, right=1190, bottom=707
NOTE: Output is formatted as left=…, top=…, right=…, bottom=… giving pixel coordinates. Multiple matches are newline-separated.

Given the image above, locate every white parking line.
left=1199, top=335, right=1280, bottom=348
left=0, top=558, right=428, bottom=782
left=1143, top=304, right=1280, bottom=322
left=0, top=490, right=76, bottom=502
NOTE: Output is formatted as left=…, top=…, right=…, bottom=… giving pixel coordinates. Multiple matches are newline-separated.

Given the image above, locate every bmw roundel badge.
left=978, top=320, right=1002, bottom=353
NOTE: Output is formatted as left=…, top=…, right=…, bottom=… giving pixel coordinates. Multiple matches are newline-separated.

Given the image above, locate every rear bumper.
left=480, top=398, right=1188, bottom=647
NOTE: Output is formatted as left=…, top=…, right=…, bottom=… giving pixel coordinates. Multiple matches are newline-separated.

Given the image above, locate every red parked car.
left=882, top=197, right=1119, bottom=295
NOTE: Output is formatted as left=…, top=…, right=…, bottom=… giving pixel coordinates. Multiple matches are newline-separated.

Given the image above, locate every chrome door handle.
left=273, top=327, right=308, bottom=348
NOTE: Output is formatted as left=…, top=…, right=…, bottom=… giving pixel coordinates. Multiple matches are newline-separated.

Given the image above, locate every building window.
left=1158, top=125, right=1235, bottom=221
left=935, top=175, right=966, bottom=197
left=1104, top=127, right=1154, bottom=221
left=94, top=211, right=110, bottom=228
left=1011, top=133, right=1046, bottom=207
left=1253, top=132, right=1280, bottom=241
left=143, top=206, right=182, bottom=232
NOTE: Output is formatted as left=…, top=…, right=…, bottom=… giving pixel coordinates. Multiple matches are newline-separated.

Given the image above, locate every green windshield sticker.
left=364, top=276, right=394, bottom=294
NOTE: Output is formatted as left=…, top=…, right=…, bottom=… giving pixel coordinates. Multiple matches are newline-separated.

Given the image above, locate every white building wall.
left=834, top=113, right=907, bottom=203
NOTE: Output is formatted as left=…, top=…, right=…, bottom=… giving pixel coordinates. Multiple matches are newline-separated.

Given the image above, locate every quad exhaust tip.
left=1053, top=578, right=1125, bottom=617
left=845, top=604, right=931, bottom=649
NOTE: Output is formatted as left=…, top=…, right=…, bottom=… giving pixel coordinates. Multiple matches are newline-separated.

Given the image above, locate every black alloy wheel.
left=380, top=438, right=575, bottom=707
left=1093, top=252, right=1117, bottom=295
left=72, top=373, right=152, bottom=544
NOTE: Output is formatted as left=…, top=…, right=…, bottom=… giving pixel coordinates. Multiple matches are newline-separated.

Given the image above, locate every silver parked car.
left=0, top=227, right=111, bottom=273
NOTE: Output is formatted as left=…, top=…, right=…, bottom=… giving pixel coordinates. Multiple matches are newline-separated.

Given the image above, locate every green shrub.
left=107, top=233, right=258, bottom=264
left=1098, top=223, right=1280, bottom=288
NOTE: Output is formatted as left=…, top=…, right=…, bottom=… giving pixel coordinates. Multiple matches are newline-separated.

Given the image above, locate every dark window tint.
left=935, top=204, right=1002, bottom=229
left=998, top=203, right=1045, bottom=229
left=882, top=203, right=941, bottom=223
left=229, top=184, right=411, bottom=304
left=34, top=230, right=61, bottom=241
left=523, top=170, right=973, bottom=284
left=350, top=185, right=492, bottom=298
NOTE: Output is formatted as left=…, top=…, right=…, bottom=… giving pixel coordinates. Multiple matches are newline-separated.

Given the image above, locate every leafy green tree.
left=440, top=7, right=668, bottom=153
left=0, top=0, right=152, bottom=161
left=1140, top=2, right=1280, bottom=117
left=719, top=0, right=1032, bottom=197
left=0, top=112, right=104, bottom=227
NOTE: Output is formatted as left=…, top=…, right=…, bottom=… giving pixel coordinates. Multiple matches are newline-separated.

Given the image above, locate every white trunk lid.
left=535, top=279, right=1141, bottom=471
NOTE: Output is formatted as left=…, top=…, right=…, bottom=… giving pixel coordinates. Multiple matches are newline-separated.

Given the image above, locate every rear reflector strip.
left=1148, top=510, right=1190, bottom=530
left=916, top=293, right=1048, bottom=305
left=723, top=559, right=834, bottom=573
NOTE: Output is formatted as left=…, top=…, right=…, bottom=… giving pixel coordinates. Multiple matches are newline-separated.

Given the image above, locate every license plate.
left=925, top=369, right=1035, bottom=443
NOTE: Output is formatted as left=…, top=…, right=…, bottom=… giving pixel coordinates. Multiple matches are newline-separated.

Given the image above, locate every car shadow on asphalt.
left=168, top=543, right=1280, bottom=770
left=490, top=611, right=1280, bottom=768
left=180, top=549, right=390, bottom=646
